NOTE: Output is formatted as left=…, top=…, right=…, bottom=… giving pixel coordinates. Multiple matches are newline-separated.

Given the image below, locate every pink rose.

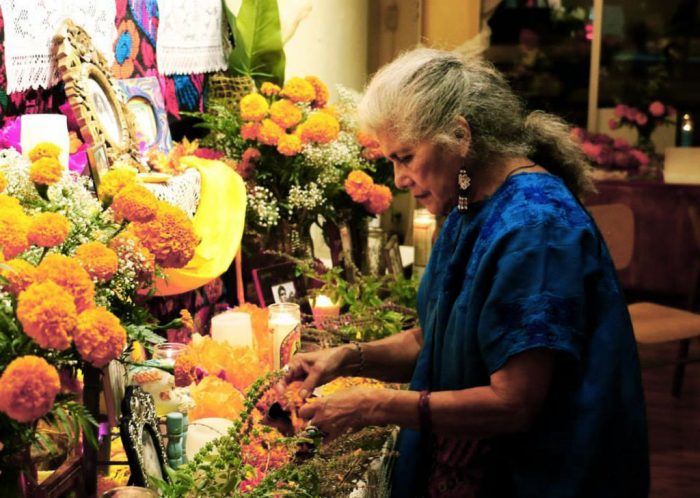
left=624, top=107, right=638, bottom=121
left=630, top=149, right=649, bottom=166
left=635, top=113, right=648, bottom=126
left=608, top=118, right=619, bottom=130
left=581, top=141, right=603, bottom=161
left=613, top=137, right=630, bottom=149
left=648, top=101, right=665, bottom=117
left=614, top=104, right=627, bottom=118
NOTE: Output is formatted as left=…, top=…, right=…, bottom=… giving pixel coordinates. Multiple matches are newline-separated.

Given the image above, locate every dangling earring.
left=457, top=167, right=471, bottom=213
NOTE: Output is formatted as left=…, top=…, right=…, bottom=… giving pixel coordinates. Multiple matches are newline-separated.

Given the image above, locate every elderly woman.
left=285, top=48, right=648, bottom=498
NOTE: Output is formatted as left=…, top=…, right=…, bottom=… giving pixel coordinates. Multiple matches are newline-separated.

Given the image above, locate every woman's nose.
left=394, top=166, right=412, bottom=190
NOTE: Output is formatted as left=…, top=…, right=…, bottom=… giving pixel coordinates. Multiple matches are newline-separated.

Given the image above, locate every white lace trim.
left=143, top=168, right=201, bottom=219
left=0, top=0, right=116, bottom=94
left=155, top=0, right=227, bottom=76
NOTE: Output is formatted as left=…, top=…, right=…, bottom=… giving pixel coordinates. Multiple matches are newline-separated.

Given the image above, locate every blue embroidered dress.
left=392, top=173, right=649, bottom=498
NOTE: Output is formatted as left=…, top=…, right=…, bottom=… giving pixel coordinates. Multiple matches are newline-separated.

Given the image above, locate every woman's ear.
left=455, top=116, right=471, bottom=156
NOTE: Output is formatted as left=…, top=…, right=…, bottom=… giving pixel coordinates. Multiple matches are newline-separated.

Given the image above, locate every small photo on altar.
left=251, top=262, right=307, bottom=308
left=272, top=281, right=296, bottom=304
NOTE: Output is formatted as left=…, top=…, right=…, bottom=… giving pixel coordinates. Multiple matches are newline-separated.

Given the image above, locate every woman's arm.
left=285, top=327, right=423, bottom=399
left=300, top=348, right=555, bottom=440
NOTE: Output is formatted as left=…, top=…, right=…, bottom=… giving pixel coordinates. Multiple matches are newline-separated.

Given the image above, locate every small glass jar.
left=152, top=342, right=186, bottom=363
left=268, top=303, right=301, bottom=369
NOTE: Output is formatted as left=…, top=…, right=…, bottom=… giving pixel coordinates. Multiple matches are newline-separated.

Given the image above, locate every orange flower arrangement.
left=1, top=258, right=38, bottom=295
left=257, top=119, right=284, bottom=146
left=344, top=170, right=374, bottom=203
left=16, top=281, right=77, bottom=351
left=29, top=156, right=63, bottom=186
left=297, top=112, right=340, bottom=144
left=98, top=167, right=138, bottom=202
left=0, top=356, right=60, bottom=423
left=305, top=75, right=329, bottom=108
left=277, top=134, right=302, bottom=156
left=240, top=122, right=261, bottom=141
left=128, top=201, right=198, bottom=268
left=27, top=212, right=71, bottom=248
left=239, top=94, right=269, bottom=122
left=110, top=183, right=158, bottom=222
left=109, top=232, right=156, bottom=284
left=279, top=77, right=315, bottom=103
left=0, top=206, right=30, bottom=259
left=232, top=303, right=272, bottom=370
left=28, top=142, right=61, bottom=162
left=260, top=82, right=281, bottom=96
left=37, top=253, right=95, bottom=312
left=74, top=307, right=127, bottom=367
left=269, top=99, right=302, bottom=129
left=75, top=241, right=119, bottom=281
left=365, top=184, right=393, bottom=215
left=189, top=375, right=245, bottom=421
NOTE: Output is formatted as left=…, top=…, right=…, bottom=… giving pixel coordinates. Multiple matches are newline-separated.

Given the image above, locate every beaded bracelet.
left=350, top=341, right=364, bottom=376
left=418, top=390, right=432, bottom=435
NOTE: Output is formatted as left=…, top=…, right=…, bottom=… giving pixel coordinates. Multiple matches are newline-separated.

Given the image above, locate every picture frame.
left=86, top=141, right=110, bottom=195
left=383, top=235, right=404, bottom=276
left=252, top=262, right=306, bottom=308
left=120, top=386, right=169, bottom=488
left=103, top=360, right=128, bottom=428
left=54, top=20, right=142, bottom=167
left=117, top=77, right=173, bottom=154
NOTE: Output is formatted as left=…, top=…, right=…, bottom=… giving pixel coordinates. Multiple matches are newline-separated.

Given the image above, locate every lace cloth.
left=0, top=0, right=116, bottom=93
left=143, top=167, right=201, bottom=219
left=155, top=0, right=227, bottom=76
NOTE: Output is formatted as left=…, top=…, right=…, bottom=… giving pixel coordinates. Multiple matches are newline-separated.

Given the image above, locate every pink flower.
left=613, top=137, right=630, bottom=149
left=581, top=141, right=603, bottom=161
left=614, top=104, right=627, bottom=118
left=624, top=107, right=638, bottom=121
left=630, top=149, right=649, bottom=166
left=635, top=113, right=648, bottom=126
left=608, top=118, right=619, bottom=130
left=648, top=101, right=665, bottom=117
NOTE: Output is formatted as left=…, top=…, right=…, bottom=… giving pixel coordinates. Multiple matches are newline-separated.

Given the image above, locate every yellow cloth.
left=153, top=157, right=246, bottom=296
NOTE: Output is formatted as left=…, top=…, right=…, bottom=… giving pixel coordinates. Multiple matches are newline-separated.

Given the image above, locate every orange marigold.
left=173, top=355, right=196, bottom=387
left=277, top=134, right=302, bottom=156
left=299, top=112, right=340, bottom=144
left=305, top=75, right=329, bottom=108
left=260, top=82, right=281, bottom=96
left=28, top=212, right=70, bottom=248
left=280, top=77, right=315, bottom=103
left=37, top=253, right=95, bottom=312
left=99, top=167, right=138, bottom=202
left=0, top=356, right=60, bottom=423
left=109, top=233, right=155, bottom=284
left=240, top=122, right=261, bottom=141
left=344, top=170, right=374, bottom=203
left=189, top=375, right=244, bottom=421
left=29, top=156, right=63, bottom=186
left=364, top=184, right=393, bottom=215
left=1, top=258, right=38, bottom=295
left=74, top=307, right=127, bottom=367
left=357, top=131, right=380, bottom=149
left=257, top=119, right=284, bottom=146
left=361, top=147, right=384, bottom=161
left=232, top=303, right=272, bottom=370
left=0, top=208, right=30, bottom=259
left=0, top=171, right=6, bottom=192
left=239, top=93, right=269, bottom=122
left=129, top=201, right=198, bottom=268
left=269, top=99, right=302, bottom=129
left=180, top=309, right=194, bottom=333
left=75, top=241, right=119, bottom=281
left=28, top=142, right=61, bottom=162
left=17, top=281, right=77, bottom=350
left=111, top=183, right=158, bottom=222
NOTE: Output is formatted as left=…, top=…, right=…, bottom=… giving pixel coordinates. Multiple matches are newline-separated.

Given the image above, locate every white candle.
left=311, top=294, right=340, bottom=328
left=20, top=114, right=71, bottom=169
left=268, top=303, right=301, bottom=369
left=413, top=208, right=436, bottom=267
left=210, top=312, right=253, bottom=348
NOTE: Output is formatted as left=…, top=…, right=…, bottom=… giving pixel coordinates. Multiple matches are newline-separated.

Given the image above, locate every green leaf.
left=228, top=0, right=286, bottom=86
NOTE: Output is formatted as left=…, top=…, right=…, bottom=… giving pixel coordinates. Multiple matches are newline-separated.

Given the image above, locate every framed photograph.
left=383, top=235, right=404, bottom=276
left=102, top=360, right=128, bottom=428
left=117, top=77, right=173, bottom=154
left=252, top=262, right=306, bottom=308
left=119, top=386, right=169, bottom=488
left=87, top=142, right=110, bottom=194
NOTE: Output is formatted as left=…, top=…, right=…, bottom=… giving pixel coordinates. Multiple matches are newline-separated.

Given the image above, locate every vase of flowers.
left=608, top=101, right=676, bottom=157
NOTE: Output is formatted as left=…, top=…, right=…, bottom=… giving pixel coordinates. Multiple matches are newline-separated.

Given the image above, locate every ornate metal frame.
left=119, top=386, right=170, bottom=488
left=54, top=20, right=142, bottom=167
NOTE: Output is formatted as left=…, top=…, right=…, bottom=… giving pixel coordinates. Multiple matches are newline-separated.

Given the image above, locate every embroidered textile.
left=155, top=0, right=226, bottom=76
left=0, top=0, right=116, bottom=93
left=143, top=167, right=201, bottom=219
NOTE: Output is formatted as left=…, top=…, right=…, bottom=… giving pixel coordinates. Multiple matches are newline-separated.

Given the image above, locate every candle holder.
left=268, top=303, right=301, bottom=369
left=310, top=295, right=341, bottom=328
left=210, top=311, right=254, bottom=348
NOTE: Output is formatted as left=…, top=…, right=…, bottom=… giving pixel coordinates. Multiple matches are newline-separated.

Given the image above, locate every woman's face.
left=378, top=132, right=465, bottom=216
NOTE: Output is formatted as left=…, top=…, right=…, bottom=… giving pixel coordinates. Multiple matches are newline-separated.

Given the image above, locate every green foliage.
left=226, top=0, right=286, bottom=86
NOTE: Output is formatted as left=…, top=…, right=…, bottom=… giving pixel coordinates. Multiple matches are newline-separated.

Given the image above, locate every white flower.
left=288, top=182, right=325, bottom=211
left=247, top=186, right=280, bottom=228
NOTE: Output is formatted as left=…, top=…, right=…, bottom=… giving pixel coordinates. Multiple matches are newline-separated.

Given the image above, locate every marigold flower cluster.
left=189, top=375, right=244, bottom=421
left=28, top=142, right=62, bottom=162
left=75, top=241, right=119, bottom=281
left=28, top=212, right=71, bottom=248
left=1, top=258, right=38, bottom=295
left=110, top=183, right=158, bottom=222
left=37, top=253, right=95, bottom=313
left=344, top=170, right=393, bottom=215
left=17, top=280, right=77, bottom=350
left=98, top=167, right=137, bottom=202
left=0, top=355, right=60, bottom=422
left=109, top=232, right=156, bottom=284
left=74, top=307, right=127, bottom=368
left=29, top=157, right=63, bottom=186
left=0, top=194, right=30, bottom=259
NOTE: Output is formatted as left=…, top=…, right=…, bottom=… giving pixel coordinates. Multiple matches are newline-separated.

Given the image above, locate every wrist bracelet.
left=350, top=341, right=364, bottom=376
left=418, top=390, right=432, bottom=435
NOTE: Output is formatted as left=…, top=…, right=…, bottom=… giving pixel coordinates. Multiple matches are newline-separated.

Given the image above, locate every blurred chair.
left=588, top=203, right=700, bottom=397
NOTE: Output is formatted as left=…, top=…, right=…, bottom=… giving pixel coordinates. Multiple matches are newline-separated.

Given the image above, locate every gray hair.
left=358, top=47, right=594, bottom=196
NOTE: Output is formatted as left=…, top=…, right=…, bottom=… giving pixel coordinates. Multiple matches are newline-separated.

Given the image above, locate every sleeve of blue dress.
left=476, top=219, right=598, bottom=374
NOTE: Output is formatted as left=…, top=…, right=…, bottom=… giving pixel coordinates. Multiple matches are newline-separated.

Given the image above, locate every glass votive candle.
left=310, top=294, right=341, bottom=328
left=152, top=342, right=186, bottom=363
left=268, top=303, right=301, bottom=369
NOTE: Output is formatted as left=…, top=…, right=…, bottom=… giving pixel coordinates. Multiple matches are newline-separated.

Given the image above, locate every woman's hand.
left=298, top=387, right=381, bottom=441
left=283, top=345, right=357, bottom=400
